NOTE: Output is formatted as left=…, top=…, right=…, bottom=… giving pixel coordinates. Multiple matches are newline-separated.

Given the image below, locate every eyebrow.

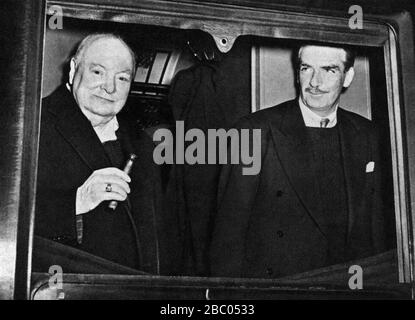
left=89, top=63, right=105, bottom=69
left=89, top=63, right=132, bottom=74
left=321, top=65, right=341, bottom=71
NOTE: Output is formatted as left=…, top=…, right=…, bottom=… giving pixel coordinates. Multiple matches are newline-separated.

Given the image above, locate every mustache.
left=305, top=88, right=328, bottom=94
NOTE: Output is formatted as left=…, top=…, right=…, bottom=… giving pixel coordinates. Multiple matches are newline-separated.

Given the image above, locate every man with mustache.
left=35, top=34, right=182, bottom=275
left=210, top=44, right=387, bottom=278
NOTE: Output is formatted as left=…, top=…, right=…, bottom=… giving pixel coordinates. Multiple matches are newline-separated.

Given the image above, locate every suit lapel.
left=337, top=109, right=368, bottom=240
left=49, top=86, right=112, bottom=171
left=269, top=101, right=327, bottom=238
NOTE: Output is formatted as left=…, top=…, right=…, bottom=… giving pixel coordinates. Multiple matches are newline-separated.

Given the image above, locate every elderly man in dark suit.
left=210, top=44, right=387, bottom=279
left=35, top=33, right=181, bottom=275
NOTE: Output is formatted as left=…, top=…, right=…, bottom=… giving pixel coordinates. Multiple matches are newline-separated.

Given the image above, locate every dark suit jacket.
left=35, top=85, right=182, bottom=275
left=210, top=99, right=386, bottom=279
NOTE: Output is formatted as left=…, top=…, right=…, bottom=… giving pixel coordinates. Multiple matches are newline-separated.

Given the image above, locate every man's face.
left=298, top=46, right=354, bottom=116
left=69, top=38, right=134, bottom=125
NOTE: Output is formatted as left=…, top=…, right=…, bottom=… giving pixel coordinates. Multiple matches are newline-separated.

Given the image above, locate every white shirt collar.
left=93, top=116, right=119, bottom=143
left=298, top=98, right=338, bottom=128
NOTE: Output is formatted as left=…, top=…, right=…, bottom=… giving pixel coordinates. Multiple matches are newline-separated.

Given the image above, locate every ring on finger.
left=105, top=183, right=112, bottom=192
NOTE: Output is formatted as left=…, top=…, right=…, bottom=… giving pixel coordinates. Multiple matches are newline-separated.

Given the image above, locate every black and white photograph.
left=1, top=0, right=415, bottom=303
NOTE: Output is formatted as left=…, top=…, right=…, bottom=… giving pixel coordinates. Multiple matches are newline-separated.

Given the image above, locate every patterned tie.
left=320, top=118, right=329, bottom=128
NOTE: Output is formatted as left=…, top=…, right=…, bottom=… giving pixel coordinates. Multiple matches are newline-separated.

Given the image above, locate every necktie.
left=320, top=118, right=329, bottom=128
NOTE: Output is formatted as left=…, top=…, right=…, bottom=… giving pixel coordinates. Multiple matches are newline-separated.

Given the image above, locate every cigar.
left=109, top=153, right=137, bottom=210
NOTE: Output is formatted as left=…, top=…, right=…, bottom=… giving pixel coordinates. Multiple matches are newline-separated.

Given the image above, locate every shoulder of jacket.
left=339, top=107, right=377, bottom=133
left=233, top=100, right=294, bottom=129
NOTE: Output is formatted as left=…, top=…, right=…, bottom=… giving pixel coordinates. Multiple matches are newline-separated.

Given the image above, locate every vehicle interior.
left=1, top=0, right=415, bottom=300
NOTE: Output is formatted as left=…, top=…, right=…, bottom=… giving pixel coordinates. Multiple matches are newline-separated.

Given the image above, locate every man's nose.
left=309, top=70, right=323, bottom=88
left=101, top=76, right=116, bottom=94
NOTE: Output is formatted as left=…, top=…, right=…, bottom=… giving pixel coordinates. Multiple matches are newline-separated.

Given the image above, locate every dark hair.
left=296, top=43, right=356, bottom=71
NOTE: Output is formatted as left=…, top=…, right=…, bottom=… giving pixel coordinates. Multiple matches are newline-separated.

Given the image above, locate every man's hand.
left=76, top=167, right=131, bottom=215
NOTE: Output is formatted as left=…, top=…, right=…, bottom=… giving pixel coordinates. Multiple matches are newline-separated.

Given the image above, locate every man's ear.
left=68, top=58, right=76, bottom=85
left=343, top=66, right=355, bottom=88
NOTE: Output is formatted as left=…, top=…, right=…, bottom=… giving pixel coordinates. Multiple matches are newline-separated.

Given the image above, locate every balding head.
left=68, top=34, right=136, bottom=127
left=72, top=33, right=136, bottom=78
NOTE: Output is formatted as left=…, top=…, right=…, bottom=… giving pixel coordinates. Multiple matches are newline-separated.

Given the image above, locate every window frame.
left=3, top=0, right=415, bottom=299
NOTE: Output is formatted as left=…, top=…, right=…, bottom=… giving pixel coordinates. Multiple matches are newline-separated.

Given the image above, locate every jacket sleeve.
left=34, top=108, right=79, bottom=244
left=35, top=185, right=78, bottom=243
